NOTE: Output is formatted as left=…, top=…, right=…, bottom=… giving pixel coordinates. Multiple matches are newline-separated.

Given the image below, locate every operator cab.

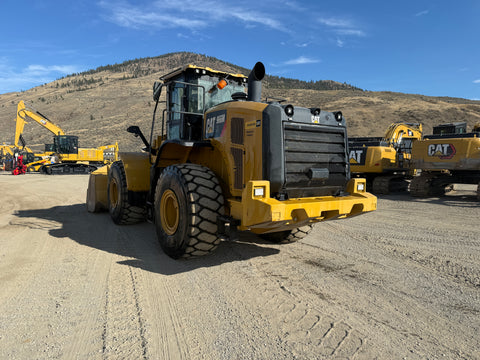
left=157, top=65, right=248, bottom=141
left=433, top=122, right=467, bottom=136
left=53, top=135, right=79, bottom=154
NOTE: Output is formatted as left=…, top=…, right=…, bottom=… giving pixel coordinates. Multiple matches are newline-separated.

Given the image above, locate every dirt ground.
left=0, top=173, right=479, bottom=360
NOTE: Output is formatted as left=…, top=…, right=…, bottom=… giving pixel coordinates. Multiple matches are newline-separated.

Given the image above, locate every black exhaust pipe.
left=247, top=62, right=265, bottom=102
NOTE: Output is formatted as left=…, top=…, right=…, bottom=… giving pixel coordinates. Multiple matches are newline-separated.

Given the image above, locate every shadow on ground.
left=376, top=190, right=480, bottom=208
left=12, top=203, right=280, bottom=275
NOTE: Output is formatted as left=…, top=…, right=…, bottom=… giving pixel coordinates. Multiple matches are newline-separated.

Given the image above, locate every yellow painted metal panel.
left=119, top=152, right=151, bottom=192
left=229, top=179, right=376, bottom=233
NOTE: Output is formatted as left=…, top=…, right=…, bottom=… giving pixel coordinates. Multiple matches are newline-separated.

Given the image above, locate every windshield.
left=197, top=78, right=246, bottom=112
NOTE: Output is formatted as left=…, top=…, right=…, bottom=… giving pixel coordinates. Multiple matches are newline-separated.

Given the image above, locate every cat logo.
left=427, top=143, right=456, bottom=159
left=349, top=149, right=364, bottom=165
left=205, top=110, right=226, bottom=138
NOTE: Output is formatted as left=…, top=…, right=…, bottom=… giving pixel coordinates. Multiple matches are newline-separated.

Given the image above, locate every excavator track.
left=410, top=173, right=449, bottom=197
left=371, top=175, right=409, bottom=195
left=40, top=163, right=98, bottom=175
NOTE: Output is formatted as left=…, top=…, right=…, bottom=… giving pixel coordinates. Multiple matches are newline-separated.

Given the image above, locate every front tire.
left=108, top=161, right=146, bottom=224
left=155, top=164, right=225, bottom=259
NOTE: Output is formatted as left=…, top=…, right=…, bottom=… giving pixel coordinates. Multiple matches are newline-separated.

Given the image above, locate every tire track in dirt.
left=139, top=271, right=192, bottom=360
left=321, top=211, right=480, bottom=289
left=101, top=260, right=148, bottom=359
left=61, top=247, right=112, bottom=360
left=195, top=239, right=366, bottom=359
left=249, top=257, right=365, bottom=360
left=100, top=228, right=149, bottom=360
left=297, top=217, right=479, bottom=358
left=113, top=226, right=191, bottom=360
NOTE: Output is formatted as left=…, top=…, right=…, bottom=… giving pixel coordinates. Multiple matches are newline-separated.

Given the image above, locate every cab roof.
left=159, top=64, right=247, bottom=82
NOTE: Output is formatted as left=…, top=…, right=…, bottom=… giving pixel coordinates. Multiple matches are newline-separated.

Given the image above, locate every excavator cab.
left=432, top=122, right=467, bottom=136
left=53, top=135, right=79, bottom=154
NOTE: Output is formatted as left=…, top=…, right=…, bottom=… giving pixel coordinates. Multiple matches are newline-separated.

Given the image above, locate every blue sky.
left=1, top=0, right=479, bottom=99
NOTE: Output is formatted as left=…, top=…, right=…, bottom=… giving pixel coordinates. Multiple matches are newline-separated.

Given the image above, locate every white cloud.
left=0, top=61, right=81, bottom=93
left=317, top=15, right=365, bottom=47
left=99, top=0, right=285, bottom=32
left=415, top=10, right=429, bottom=17
left=336, top=29, right=365, bottom=37
left=25, top=65, right=79, bottom=76
left=284, top=56, right=320, bottom=65
left=473, top=79, right=480, bottom=84
left=106, top=5, right=207, bottom=30
left=318, top=18, right=354, bottom=28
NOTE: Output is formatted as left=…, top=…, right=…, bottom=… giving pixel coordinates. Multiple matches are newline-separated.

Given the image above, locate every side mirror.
left=127, top=126, right=151, bottom=153
left=153, top=81, right=162, bottom=101
left=127, top=125, right=141, bottom=136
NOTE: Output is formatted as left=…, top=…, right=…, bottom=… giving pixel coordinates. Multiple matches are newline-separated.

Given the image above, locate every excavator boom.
left=15, top=100, right=65, bottom=147
left=383, top=122, right=423, bottom=147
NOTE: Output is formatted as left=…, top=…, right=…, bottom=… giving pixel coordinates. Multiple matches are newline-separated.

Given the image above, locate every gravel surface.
left=0, top=173, right=479, bottom=359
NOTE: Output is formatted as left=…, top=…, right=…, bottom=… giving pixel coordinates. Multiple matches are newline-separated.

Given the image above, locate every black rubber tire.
left=108, top=161, right=146, bottom=225
left=260, top=225, right=314, bottom=244
left=477, top=182, right=480, bottom=201
left=154, top=164, right=225, bottom=259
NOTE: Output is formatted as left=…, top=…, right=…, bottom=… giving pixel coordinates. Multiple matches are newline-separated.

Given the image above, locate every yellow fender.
left=118, top=152, right=151, bottom=192
left=86, top=152, right=151, bottom=213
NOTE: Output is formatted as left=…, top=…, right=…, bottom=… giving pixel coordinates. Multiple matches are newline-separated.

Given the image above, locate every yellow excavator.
left=86, top=62, right=376, bottom=259
left=0, top=142, right=40, bottom=172
left=348, top=122, right=423, bottom=194
left=410, top=122, right=480, bottom=199
left=0, top=144, right=15, bottom=171
left=15, top=100, right=118, bottom=174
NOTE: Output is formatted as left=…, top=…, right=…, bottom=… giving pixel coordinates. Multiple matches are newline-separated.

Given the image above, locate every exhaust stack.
left=247, top=62, right=265, bottom=102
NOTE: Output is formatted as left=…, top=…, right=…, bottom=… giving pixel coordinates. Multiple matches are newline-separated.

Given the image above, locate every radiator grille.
left=283, top=123, right=348, bottom=195
left=231, top=147, right=244, bottom=190
left=231, top=118, right=244, bottom=145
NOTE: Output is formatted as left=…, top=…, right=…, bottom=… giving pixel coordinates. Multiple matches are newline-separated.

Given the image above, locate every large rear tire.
left=154, top=164, right=225, bottom=259
left=108, top=161, right=146, bottom=224
left=260, top=225, right=314, bottom=244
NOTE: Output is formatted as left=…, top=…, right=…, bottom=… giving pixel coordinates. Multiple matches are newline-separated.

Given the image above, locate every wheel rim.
left=161, top=189, right=179, bottom=235
left=109, top=178, right=119, bottom=208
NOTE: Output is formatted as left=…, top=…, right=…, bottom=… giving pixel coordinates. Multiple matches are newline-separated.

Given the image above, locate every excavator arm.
left=15, top=100, right=65, bottom=147
left=383, top=122, right=423, bottom=147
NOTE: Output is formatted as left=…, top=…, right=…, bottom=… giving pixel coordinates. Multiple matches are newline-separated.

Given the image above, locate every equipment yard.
left=0, top=173, right=478, bottom=359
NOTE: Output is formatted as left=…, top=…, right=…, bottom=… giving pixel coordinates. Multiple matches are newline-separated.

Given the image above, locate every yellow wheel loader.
left=348, top=122, right=423, bottom=194
left=410, top=122, right=480, bottom=199
left=87, top=62, right=376, bottom=258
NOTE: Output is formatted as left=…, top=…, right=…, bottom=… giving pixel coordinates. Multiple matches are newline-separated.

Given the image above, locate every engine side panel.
left=412, top=136, right=480, bottom=171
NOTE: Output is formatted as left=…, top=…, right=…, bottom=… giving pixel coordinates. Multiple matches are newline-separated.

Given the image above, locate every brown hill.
left=1, top=52, right=480, bottom=153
